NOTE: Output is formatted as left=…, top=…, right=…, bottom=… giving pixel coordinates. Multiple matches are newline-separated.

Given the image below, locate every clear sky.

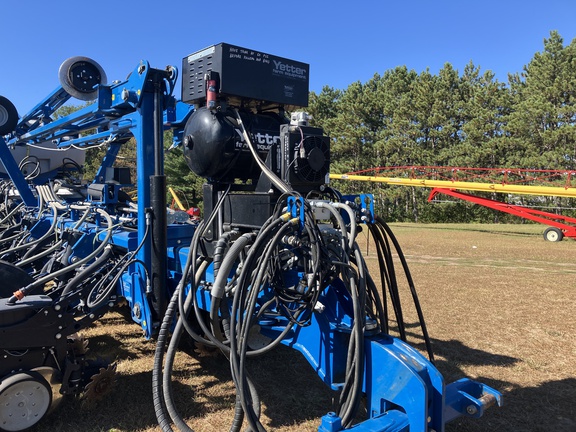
left=2, top=0, right=575, bottom=115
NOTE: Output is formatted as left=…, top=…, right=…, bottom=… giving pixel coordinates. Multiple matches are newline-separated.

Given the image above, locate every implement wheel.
left=543, top=227, right=564, bottom=242
left=0, top=372, right=52, bottom=431
left=58, top=56, right=107, bottom=101
left=0, top=96, right=18, bottom=136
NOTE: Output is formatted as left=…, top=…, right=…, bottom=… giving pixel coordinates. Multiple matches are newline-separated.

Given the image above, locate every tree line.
left=306, top=31, right=576, bottom=222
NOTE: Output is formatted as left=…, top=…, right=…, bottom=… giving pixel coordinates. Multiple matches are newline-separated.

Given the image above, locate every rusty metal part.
left=82, top=363, right=117, bottom=403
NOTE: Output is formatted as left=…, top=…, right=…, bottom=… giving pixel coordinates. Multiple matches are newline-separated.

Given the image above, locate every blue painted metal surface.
left=0, top=137, right=37, bottom=206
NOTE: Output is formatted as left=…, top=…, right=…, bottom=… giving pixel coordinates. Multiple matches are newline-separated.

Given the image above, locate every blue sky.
left=2, top=0, right=575, bottom=115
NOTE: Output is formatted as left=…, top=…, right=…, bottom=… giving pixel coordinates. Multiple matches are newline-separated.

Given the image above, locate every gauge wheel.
left=0, top=96, right=18, bottom=136
left=543, top=227, right=563, bottom=242
left=58, top=56, right=107, bottom=101
left=0, top=371, right=52, bottom=431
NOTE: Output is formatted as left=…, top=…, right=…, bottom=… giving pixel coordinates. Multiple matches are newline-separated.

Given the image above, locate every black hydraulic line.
left=153, top=256, right=210, bottom=432
left=337, top=243, right=367, bottom=428
left=210, top=233, right=254, bottom=342
left=365, top=271, right=386, bottom=329
left=378, top=227, right=406, bottom=336
left=163, top=291, right=195, bottom=432
left=150, top=175, right=167, bottom=321
left=86, top=257, right=144, bottom=310
left=149, top=77, right=168, bottom=322
left=153, top=286, right=178, bottom=432
left=0, top=205, right=59, bottom=256
left=347, top=245, right=367, bottom=425
left=177, top=221, right=217, bottom=348
left=164, top=288, right=248, bottom=432
left=229, top=217, right=291, bottom=432
left=367, top=223, right=392, bottom=334
left=229, top=212, right=325, bottom=431
left=0, top=202, right=24, bottom=226
left=61, top=246, right=113, bottom=297
left=175, top=184, right=234, bottom=347
left=212, top=231, right=235, bottom=278
left=85, top=218, right=151, bottom=308
left=376, top=216, right=435, bottom=362
left=369, top=221, right=407, bottom=341
left=20, top=235, right=53, bottom=260
left=0, top=222, right=22, bottom=241
left=153, top=257, right=246, bottom=432
left=7, top=208, right=114, bottom=304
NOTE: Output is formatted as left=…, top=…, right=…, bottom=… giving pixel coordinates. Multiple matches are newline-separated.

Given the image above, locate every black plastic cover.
left=182, top=43, right=309, bottom=108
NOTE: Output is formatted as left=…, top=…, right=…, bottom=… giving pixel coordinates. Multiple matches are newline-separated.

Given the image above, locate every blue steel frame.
left=1, top=61, right=194, bottom=338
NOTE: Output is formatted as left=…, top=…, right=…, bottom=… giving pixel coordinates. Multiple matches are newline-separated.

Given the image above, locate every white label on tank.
left=188, top=46, right=215, bottom=63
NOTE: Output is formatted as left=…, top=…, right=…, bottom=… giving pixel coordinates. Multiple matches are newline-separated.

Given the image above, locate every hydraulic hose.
left=332, top=202, right=358, bottom=249
left=368, top=220, right=407, bottom=341
left=210, top=233, right=254, bottom=342
left=375, top=216, right=435, bottom=362
left=85, top=216, right=152, bottom=309
left=153, top=256, right=212, bottom=432
left=0, top=226, right=29, bottom=247
left=0, top=202, right=24, bottom=225
left=339, top=243, right=366, bottom=427
left=60, top=245, right=113, bottom=297
left=152, top=258, right=248, bottom=432
left=7, top=208, right=114, bottom=304
left=153, top=284, right=179, bottom=432
left=0, top=204, right=59, bottom=256
left=313, top=201, right=349, bottom=259
left=15, top=239, right=64, bottom=268
left=177, top=221, right=216, bottom=347
left=229, top=215, right=301, bottom=432
left=212, top=230, right=237, bottom=280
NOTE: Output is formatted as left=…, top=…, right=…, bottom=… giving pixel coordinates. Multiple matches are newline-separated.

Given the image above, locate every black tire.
left=0, top=96, right=18, bottom=135
left=58, top=56, right=107, bottom=101
left=543, top=227, right=564, bottom=242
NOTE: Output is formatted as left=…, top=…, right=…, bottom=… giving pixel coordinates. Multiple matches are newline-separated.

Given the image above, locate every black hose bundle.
left=152, top=110, right=433, bottom=430
left=152, top=199, right=435, bottom=431
left=367, top=215, right=435, bottom=362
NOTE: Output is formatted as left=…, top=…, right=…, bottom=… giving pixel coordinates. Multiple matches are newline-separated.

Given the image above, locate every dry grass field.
left=31, top=223, right=576, bottom=432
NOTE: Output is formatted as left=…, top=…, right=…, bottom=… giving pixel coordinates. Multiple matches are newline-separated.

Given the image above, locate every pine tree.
left=505, top=31, right=576, bottom=170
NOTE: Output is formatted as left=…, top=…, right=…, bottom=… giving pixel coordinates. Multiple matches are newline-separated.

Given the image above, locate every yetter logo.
left=233, top=128, right=280, bottom=151
left=272, top=60, right=307, bottom=79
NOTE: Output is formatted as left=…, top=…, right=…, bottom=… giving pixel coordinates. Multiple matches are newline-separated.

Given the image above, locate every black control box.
left=182, top=43, right=309, bottom=109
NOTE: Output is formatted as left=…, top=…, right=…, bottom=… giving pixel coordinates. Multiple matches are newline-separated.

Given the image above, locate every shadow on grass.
left=446, top=377, right=576, bottom=432
left=403, top=325, right=576, bottom=432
